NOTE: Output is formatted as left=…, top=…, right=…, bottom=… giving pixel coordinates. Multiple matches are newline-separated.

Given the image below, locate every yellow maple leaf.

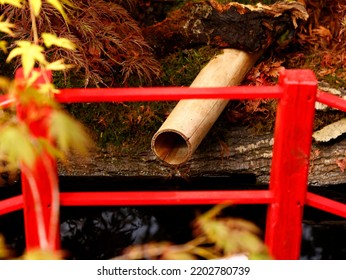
left=0, top=16, right=15, bottom=37
left=42, top=33, right=76, bottom=50
left=46, top=0, right=68, bottom=21
left=0, top=0, right=22, bottom=8
left=6, top=41, right=47, bottom=78
left=0, top=125, right=38, bottom=168
left=29, top=0, right=42, bottom=17
left=38, top=82, right=60, bottom=96
left=46, top=59, right=75, bottom=71
left=49, top=110, right=93, bottom=155
left=0, top=76, right=10, bottom=90
left=0, top=41, right=7, bottom=53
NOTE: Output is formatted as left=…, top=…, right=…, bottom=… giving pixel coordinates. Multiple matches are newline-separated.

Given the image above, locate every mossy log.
left=143, top=0, right=308, bottom=56
left=57, top=126, right=346, bottom=187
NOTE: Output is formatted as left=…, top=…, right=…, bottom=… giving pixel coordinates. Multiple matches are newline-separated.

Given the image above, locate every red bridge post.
left=15, top=69, right=60, bottom=252
left=265, top=69, right=317, bottom=259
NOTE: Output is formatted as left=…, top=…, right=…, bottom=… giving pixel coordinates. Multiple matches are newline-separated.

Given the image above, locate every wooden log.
left=142, top=0, right=308, bottom=56
left=151, top=49, right=261, bottom=165
left=149, top=0, right=308, bottom=166
left=57, top=125, right=346, bottom=187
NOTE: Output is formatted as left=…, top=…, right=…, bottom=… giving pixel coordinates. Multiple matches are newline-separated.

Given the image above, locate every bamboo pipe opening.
left=151, top=130, right=191, bottom=165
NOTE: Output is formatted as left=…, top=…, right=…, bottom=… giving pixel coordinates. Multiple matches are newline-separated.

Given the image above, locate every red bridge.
left=0, top=69, right=346, bottom=259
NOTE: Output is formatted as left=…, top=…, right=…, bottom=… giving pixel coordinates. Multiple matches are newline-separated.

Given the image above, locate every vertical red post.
left=265, top=69, right=317, bottom=259
left=15, top=68, right=60, bottom=251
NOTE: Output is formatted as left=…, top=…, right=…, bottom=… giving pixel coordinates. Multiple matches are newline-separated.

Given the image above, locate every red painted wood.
left=317, top=90, right=346, bottom=112
left=20, top=154, right=59, bottom=250
left=2, top=68, right=346, bottom=260
left=60, top=190, right=273, bottom=206
left=265, top=69, right=317, bottom=259
left=306, top=192, right=346, bottom=218
left=0, top=195, right=23, bottom=215
left=56, top=86, right=282, bottom=103
left=15, top=69, right=60, bottom=251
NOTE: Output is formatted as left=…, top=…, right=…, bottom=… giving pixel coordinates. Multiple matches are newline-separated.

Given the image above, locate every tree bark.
left=58, top=126, right=346, bottom=187
left=142, top=0, right=308, bottom=56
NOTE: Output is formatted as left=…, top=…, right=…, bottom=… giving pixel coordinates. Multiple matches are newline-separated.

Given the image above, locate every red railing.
left=1, top=69, right=346, bottom=259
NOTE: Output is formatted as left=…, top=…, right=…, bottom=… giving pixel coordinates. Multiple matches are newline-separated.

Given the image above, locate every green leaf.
left=42, top=33, right=76, bottom=50
left=37, top=138, right=65, bottom=160
left=198, top=204, right=229, bottom=221
left=29, top=0, right=42, bottom=17
left=0, top=125, right=37, bottom=168
left=6, top=41, right=47, bottom=78
left=49, top=110, right=93, bottom=155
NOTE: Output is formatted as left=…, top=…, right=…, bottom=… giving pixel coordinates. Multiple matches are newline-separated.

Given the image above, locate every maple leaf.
left=42, top=33, right=76, bottom=50
left=0, top=15, right=15, bottom=37
left=0, top=0, right=22, bottom=8
left=0, top=41, right=7, bottom=53
left=267, top=61, right=284, bottom=78
left=29, top=0, right=42, bottom=17
left=6, top=41, right=47, bottom=78
left=0, top=76, right=10, bottom=90
left=47, top=0, right=68, bottom=21
left=49, top=110, right=93, bottom=156
left=38, top=83, right=60, bottom=96
left=0, top=125, right=38, bottom=168
left=46, top=59, right=75, bottom=71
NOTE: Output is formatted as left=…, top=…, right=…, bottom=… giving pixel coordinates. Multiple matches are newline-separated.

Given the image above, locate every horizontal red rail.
left=4, top=191, right=345, bottom=218
left=306, top=192, right=346, bottom=218
left=59, top=190, right=273, bottom=206
left=317, top=91, right=346, bottom=112
left=56, top=86, right=283, bottom=103
left=0, top=195, right=23, bottom=215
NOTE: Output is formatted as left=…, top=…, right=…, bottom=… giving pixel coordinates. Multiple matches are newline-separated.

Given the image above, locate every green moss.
left=321, top=71, right=346, bottom=89
left=53, top=71, right=87, bottom=89
left=65, top=101, right=175, bottom=152
left=58, top=46, right=220, bottom=151
left=160, top=46, right=220, bottom=86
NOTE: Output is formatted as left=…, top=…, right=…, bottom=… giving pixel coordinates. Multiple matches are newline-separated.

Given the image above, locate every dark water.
left=0, top=176, right=345, bottom=260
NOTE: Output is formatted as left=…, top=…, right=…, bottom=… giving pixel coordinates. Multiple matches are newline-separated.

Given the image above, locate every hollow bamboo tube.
left=151, top=49, right=261, bottom=165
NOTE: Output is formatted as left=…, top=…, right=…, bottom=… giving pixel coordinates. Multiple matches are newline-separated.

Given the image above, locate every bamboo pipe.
left=151, top=49, right=261, bottom=165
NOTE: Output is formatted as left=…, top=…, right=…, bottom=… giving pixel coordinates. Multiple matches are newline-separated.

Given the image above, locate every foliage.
left=1, top=0, right=161, bottom=86
left=0, top=234, right=11, bottom=259
left=0, top=0, right=93, bottom=252
left=116, top=205, right=271, bottom=260
left=286, top=0, right=346, bottom=86
left=160, top=46, right=220, bottom=86
left=223, top=0, right=346, bottom=133
left=0, top=233, right=65, bottom=259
